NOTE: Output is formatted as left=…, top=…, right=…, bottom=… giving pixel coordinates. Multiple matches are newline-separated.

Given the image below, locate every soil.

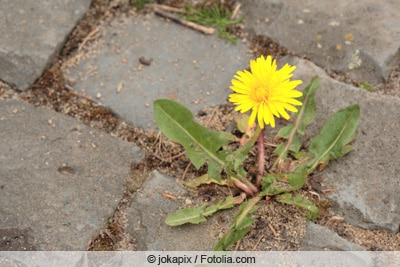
left=0, top=0, right=399, bottom=251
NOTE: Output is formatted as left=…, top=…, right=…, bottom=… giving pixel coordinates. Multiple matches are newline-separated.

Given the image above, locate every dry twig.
left=181, top=162, right=192, bottom=180
left=252, top=234, right=264, bottom=250
left=205, top=106, right=218, bottom=126
left=65, top=84, right=95, bottom=102
left=268, top=222, right=279, bottom=237
left=154, top=8, right=215, bottom=35
left=230, top=3, right=241, bottom=20
left=78, top=27, right=99, bottom=52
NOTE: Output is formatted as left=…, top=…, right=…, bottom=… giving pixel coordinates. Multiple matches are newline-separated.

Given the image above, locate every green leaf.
left=306, top=104, right=360, bottom=173
left=273, top=77, right=319, bottom=165
left=165, top=197, right=236, bottom=226
left=226, top=126, right=261, bottom=172
left=214, top=196, right=261, bottom=251
left=261, top=172, right=307, bottom=196
left=292, top=150, right=313, bottom=160
left=296, top=76, right=320, bottom=135
left=276, top=193, right=319, bottom=220
left=203, top=196, right=235, bottom=217
left=165, top=204, right=207, bottom=226
left=184, top=174, right=228, bottom=188
left=235, top=114, right=249, bottom=133
left=274, top=136, right=301, bottom=157
left=154, top=99, right=233, bottom=181
left=358, top=82, right=373, bottom=92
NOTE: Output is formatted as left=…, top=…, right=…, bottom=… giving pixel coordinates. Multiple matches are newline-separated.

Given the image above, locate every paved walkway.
left=0, top=0, right=399, bottom=251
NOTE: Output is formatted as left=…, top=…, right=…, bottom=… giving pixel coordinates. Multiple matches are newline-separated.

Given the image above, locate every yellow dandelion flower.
left=229, top=55, right=303, bottom=128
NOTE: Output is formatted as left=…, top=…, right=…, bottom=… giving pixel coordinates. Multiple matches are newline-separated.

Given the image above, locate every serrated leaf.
left=154, top=99, right=233, bottom=181
left=214, top=196, right=261, bottom=251
left=292, top=150, right=313, bottom=160
left=276, top=77, right=319, bottom=139
left=184, top=174, right=228, bottom=188
left=165, top=197, right=236, bottom=226
left=273, top=77, right=319, bottom=164
left=276, top=193, right=319, bottom=220
left=306, top=104, right=360, bottom=173
left=165, top=204, right=207, bottom=226
left=226, top=126, right=261, bottom=172
left=261, top=172, right=307, bottom=196
left=296, top=76, right=319, bottom=135
left=274, top=136, right=301, bottom=156
left=203, top=196, right=235, bottom=216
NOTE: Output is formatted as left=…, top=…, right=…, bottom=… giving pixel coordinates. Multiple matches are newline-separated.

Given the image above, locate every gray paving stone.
left=2, top=0, right=399, bottom=252
left=300, top=222, right=365, bottom=251
left=126, top=170, right=234, bottom=250
left=0, top=99, right=144, bottom=250
left=0, top=0, right=91, bottom=90
left=241, top=0, right=400, bottom=85
left=63, top=13, right=251, bottom=130
left=283, top=57, right=400, bottom=233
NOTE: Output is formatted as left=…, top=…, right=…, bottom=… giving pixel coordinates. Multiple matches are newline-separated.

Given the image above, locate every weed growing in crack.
left=153, top=55, right=360, bottom=250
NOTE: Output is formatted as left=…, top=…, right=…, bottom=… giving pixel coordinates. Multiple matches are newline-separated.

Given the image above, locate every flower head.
left=229, top=55, right=303, bottom=128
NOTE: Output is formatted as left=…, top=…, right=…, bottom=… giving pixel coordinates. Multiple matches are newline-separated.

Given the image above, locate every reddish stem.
left=256, top=128, right=265, bottom=190
left=232, top=178, right=255, bottom=197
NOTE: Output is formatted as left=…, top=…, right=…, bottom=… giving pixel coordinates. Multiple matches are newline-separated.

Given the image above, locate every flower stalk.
left=229, top=55, right=303, bottom=193
left=256, top=128, right=265, bottom=189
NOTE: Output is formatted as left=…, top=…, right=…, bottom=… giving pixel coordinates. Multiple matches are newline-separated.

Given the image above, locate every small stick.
left=252, top=234, right=264, bottom=250
left=205, top=106, right=218, bottom=126
left=65, top=84, right=95, bottom=102
left=162, top=193, right=177, bottom=200
left=170, top=151, right=186, bottom=161
left=150, top=153, right=167, bottom=162
left=151, top=132, right=161, bottom=148
left=234, top=239, right=241, bottom=251
left=157, top=133, right=165, bottom=159
left=268, top=222, right=279, bottom=237
left=154, top=8, right=215, bottom=35
left=230, top=3, right=241, bottom=20
left=78, top=27, right=99, bottom=52
left=181, top=162, right=192, bottom=180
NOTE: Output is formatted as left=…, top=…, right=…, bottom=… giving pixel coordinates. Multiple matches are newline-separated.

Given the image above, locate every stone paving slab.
left=62, top=13, right=251, bottom=130
left=300, top=222, right=365, bottom=251
left=0, top=99, right=144, bottom=250
left=241, top=0, right=400, bottom=85
left=126, top=170, right=235, bottom=251
left=1, top=0, right=400, bottom=252
left=283, top=57, right=400, bottom=233
left=0, top=0, right=91, bottom=90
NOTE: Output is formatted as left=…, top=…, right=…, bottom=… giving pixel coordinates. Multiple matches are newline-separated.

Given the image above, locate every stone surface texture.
left=285, top=57, right=400, bottom=233
left=241, top=0, right=400, bottom=85
left=0, top=0, right=91, bottom=90
left=126, top=171, right=234, bottom=251
left=0, top=100, right=143, bottom=250
left=63, top=14, right=250, bottom=130
left=0, top=0, right=399, bottom=251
